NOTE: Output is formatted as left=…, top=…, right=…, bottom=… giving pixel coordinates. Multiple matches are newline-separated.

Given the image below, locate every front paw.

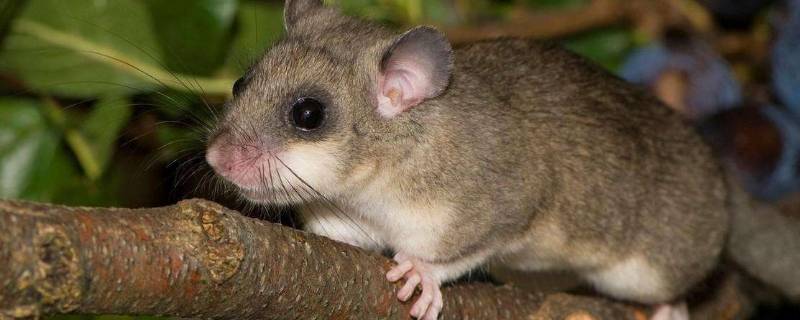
left=386, top=252, right=444, bottom=320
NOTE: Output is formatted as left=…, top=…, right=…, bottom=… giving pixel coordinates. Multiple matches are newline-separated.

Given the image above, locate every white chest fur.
left=344, top=174, right=454, bottom=261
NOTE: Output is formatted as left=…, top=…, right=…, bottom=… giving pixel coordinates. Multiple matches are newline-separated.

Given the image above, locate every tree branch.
left=442, top=0, right=629, bottom=44
left=0, top=199, right=646, bottom=319
left=441, top=0, right=713, bottom=44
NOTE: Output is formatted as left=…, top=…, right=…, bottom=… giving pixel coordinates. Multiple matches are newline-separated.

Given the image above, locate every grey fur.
left=207, top=1, right=799, bottom=306
left=727, top=185, right=800, bottom=299
left=283, top=0, right=323, bottom=32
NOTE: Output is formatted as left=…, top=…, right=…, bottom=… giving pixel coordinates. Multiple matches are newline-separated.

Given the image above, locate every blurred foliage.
left=0, top=0, right=637, bottom=209
left=0, top=0, right=797, bottom=318
left=772, top=0, right=800, bottom=115
left=618, top=0, right=800, bottom=200
left=620, top=30, right=743, bottom=119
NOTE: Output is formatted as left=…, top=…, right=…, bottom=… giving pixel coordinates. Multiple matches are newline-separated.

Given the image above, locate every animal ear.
left=377, top=26, right=453, bottom=118
left=284, top=0, right=323, bottom=32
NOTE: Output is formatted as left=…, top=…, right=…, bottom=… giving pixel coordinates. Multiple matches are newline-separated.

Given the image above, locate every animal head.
left=206, top=0, right=453, bottom=205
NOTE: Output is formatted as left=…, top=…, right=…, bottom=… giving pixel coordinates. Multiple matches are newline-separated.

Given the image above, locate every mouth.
left=238, top=186, right=300, bottom=205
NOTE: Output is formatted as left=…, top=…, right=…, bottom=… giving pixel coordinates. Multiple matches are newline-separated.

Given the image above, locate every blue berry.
left=699, top=105, right=800, bottom=200
left=772, top=0, right=800, bottom=117
left=621, top=32, right=742, bottom=120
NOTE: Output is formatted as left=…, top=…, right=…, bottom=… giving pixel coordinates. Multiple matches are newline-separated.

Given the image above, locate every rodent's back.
left=427, top=39, right=729, bottom=296
left=448, top=39, right=728, bottom=213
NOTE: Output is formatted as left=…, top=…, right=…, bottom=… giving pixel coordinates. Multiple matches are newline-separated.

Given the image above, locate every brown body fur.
left=350, top=39, right=729, bottom=302
left=209, top=0, right=736, bottom=307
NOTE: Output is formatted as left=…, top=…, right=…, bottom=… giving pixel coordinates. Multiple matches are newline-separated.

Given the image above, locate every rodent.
left=205, top=1, right=743, bottom=319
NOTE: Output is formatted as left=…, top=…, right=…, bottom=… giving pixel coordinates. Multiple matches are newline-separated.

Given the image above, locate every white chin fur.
left=243, top=142, right=341, bottom=205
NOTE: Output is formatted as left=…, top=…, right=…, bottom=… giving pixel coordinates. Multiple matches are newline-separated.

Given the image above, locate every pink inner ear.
left=378, top=61, right=432, bottom=118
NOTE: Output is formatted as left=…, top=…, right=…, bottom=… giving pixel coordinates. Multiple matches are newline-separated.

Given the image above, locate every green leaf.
left=0, top=0, right=234, bottom=98
left=80, top=96, right=133, bottom=178
left=420, top=0, right=456, bottom=25
left=563, top=27, right=635, bottom=72
left=0, top=98, right=72, bottom=201
left=0, top=0, right=162, bottom=97
left=0, top=98, right=132, bottom=206
left=147, top=89, right=200, bottom=118
left=224, top=0, right=285, bottom=76
left=0, top=0, right=28, bottom=47
left=525, top=0, right=589, bottom=9
left=144, top=0, right=238, bottom=76
left=331, top=0, right=394, bottom=22
left=156, top=124, right=202, bottom=161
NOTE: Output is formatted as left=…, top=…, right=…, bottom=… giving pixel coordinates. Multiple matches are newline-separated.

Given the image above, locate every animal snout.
left=206, top=132, right=265, bottom=182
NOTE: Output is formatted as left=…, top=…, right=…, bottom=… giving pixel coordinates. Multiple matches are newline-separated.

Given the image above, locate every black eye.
left=291, top=98, right=326, bottom=131
left=232, top=77, right=246, bottom=96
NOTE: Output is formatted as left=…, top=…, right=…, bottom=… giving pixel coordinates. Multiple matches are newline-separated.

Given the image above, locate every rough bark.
left=0, top=199, right=696, bottom=319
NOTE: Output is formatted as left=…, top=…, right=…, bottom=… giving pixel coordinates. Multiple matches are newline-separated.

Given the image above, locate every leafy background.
left=0, top=0, right=638, bottom=211
left=0, top=0, right=797, bottom=319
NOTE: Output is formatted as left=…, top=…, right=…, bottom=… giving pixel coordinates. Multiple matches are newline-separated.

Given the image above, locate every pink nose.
left=206, top=133, right=265, bottom=187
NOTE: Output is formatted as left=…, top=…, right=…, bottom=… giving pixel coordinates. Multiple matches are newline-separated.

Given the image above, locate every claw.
left=398, top=273, right=421, bottom=301
left=386, top=253, right=444, bottom=320
left=387, top=260, right=414, bottom=282
left=410, top=284, right=431, bottom=316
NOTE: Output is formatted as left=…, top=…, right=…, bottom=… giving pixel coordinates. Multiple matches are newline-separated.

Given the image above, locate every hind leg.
left=585, top=256, right=674, bottom=303
left=584, top=256, right=690, bottom=319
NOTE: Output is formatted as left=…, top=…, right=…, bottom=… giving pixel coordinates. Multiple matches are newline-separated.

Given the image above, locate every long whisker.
left=192, top=169, right=215, bottom=197
left=273, top=155, right=378, bottom=246
left=265, top=156, right=278, bottom=205
left=63, top=16, right=223, bottom=123
left=173, top=156, right=208, bottom=189
left=79, top=50, right=218, bottom=130
left=255, top=164, right=274, bottom=220
left=271, top=156, right=339, bottom=241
